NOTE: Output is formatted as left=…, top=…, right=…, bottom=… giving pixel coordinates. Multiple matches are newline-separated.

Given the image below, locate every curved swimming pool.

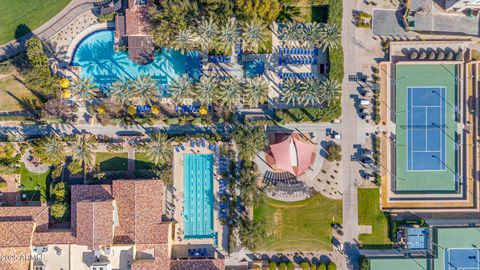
left=71, top=30, right=201, bottom=91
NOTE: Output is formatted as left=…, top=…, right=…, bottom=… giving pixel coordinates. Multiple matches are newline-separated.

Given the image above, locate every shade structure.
left=269, top=134, right=316, bottom=176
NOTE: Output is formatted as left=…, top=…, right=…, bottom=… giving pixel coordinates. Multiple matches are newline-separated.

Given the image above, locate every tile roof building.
left=0, top=179, right=225, bottom=270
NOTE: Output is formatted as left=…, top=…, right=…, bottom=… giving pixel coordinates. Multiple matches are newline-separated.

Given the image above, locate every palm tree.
left=71, top=134, right=97, bottom=183
left=194, top=76, right=217, bottom=105
left=244, top=77, right=269, bottom=107
left=301, top=79, right=322, bottom=106
left=319, top=23, right=341, bottom=51
left=109, top=79, right=134, bottom=107
left=170, top=75, right=194, bottom=104
left=141, top=133, right=172, bottom=165
left=33, top=135, right=65, bottom=165
left=238, top=217, right=266, bottom=251
left=300, top=22, right=322, bottom=48
left=242, top=19, right=269, bottom=52
left=281, top=79, right=302, bottom=106
left=196, top=17, right=219, bottom=52
left=219, top=19, right=239, bottom=51
left=320, top=78, right=341, bottom=105
left=279, top=21, right=299, bottom=45
left=131, top=74, right=159, bottom=106
left=218, top=78, right=242, bottom=110
left=277, top=6, right=301, bottom=22
left=171, top=29, right=198, bottom=54
left=70, top=77, right=99, bottom=102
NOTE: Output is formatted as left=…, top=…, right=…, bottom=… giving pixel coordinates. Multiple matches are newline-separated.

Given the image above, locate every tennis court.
left=394, top=64, right=458, bottom=192
left=407, top=87, right=446, bottom=171
left=445, top=248, right=480, bottom=270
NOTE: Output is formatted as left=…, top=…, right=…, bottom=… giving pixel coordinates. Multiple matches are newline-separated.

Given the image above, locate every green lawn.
left=254, top=194, right=342, bottom=251
left=0, top=0, right=71, bottom=44
left=358, top=188, right=393, bottom=248
left=20, top=163, right=51, bottom=202
left=0, top=76, right=41, bottom=112
left=95, top=152, right=128, bottom=172
left=134, top=153, right=154, bottom=171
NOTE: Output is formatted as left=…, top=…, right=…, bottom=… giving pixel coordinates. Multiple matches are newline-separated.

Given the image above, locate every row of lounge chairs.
left=279, top=57, right=318, bottom=65
left=279, top=47, right=319, bottom=55
left=208, top=55, right=231, bottom=63
left=263, top=171, right=298, bottom=184
left=279, top=72, right=317, bottom=80
left=175, top=144, right=186, bottom=152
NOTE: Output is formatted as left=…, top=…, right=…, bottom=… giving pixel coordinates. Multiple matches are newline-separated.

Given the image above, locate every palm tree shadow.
left=5, top=90, right=40, bottom=117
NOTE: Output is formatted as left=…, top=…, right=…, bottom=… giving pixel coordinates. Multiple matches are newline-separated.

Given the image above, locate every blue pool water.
left=244, top=60, right=265, bottom=78
left=183, top=154, right=214, bottom=239
left=71, top=30, right=201, bottom=92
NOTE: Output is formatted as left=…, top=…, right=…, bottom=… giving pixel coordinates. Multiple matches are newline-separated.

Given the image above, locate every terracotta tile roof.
left=112, top=179, right=167, bottom=245
left=0, top=205, right=49, bottom=232
left=32, top=231, right=76, bottom=246
left=131, top=244, right=170, bottom=270
left=71, top=185, right=112, bottom=235
left=0, top=247, right=32, bottom=270
left=0, top=220, right=34, bottom=247
left=75, top=200, right=114, bottom=249
left=125, top=0, right=152, bottom=36
left=170, top=259, right=226, bottom=270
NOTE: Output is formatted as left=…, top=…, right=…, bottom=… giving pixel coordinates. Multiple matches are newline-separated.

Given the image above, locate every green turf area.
left=395, top=64, right=458, bottom=192
left=358, top=188, right=392, bottom=247
left=369, top=258, right=429, bottom=270
left=433, top=227, right=480, bottom=270
left=0, top=76, right=41, bottom=112
left=297, top=6, right=328, bottom=23
left=95, top=152, right=128, bottom=172
left=20, top=163, right=51, bottom=202
left=134, top=153, right=154, bottom=171
left=254, top=194, right=342, bottom=251
left=0, top=0, right=71, bottom=44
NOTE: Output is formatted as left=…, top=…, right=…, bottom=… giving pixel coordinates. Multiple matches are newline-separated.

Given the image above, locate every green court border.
left=395, top=64, right=458, bottom=192
left=433, top=227, right=480, bottom=270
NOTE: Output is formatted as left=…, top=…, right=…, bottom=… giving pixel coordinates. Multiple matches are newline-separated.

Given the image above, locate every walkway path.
left=126, top=143, right=135, bottom=178
left=0, top=0, right=102, bottom=61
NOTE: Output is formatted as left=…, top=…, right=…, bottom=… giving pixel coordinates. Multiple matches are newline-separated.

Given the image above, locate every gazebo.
left=266, top=133, right=316, bottom=176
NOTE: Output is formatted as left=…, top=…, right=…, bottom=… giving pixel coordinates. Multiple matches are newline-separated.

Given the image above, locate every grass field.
left=254, top=194, right=342, bottom=251
left=358, top=188, right=393, bottom=247
left=20, top=163, right=51, bottom=202
left=0, top=0, right=71, bottom=44
left=134, top=153, right=154, bottom=171
left=0, top=76, right=41, bottom=112
left=95, top=152, right=128, bottom=172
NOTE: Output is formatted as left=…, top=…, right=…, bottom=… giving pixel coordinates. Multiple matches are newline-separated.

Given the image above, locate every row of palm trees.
left=280, top=21, right=341, bottom=51
left=282, top=78, right=341, bottom=106
left=169, top=75, right=269, bottom=109
left=172, top=17, right=269, bottom=53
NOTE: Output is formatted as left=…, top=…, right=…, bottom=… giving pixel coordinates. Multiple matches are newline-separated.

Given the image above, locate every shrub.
left=279, top=262, right=287, bottom=270
left=0, top=181, right=7, bottom=189
left=318, top=264, right=327, bottom=270
left=52, top=182, right=67, bottom=202
left=269, top=261, right=277, bottom=270
left=327, top=143, right=342, bottom=162
left=67, top=160, right=83, bottom=175
left=167, top=117, right=179, bottom=125
left=436, top=50, right=445, bottom=60
left=310, top=264, right=317, bottom=270
left=50, top=202, right=68, bottom=220
left=409, top=50, right=418, bottom=60
left=418, top=51, right=427, bottom=60
left=327, top=262, right=337, bottom=270
left=301, top=262, right=310, bottom=270
left=360, top=256, right=369, bottom=270
left=446, top=51, right=454, bottom=60
left=287, top=262, right=295, bottom=270
left=428, top=51, right=436, bottom=60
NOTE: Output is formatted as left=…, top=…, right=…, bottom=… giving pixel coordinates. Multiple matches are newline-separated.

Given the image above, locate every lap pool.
left=183, top=154, right=214, bottom=239
left=71, top=30, right=201, bottom=92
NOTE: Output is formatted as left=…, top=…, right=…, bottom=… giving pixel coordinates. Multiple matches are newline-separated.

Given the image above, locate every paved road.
left=0, top=0, right=100, bottom=61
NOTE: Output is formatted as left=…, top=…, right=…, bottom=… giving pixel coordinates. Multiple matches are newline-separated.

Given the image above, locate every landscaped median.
left=357, top=188, right=393, bottom=248
left=254, top=194, right=342, bottom=251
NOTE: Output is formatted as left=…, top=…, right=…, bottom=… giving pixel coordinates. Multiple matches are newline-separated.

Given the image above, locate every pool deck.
left=172, top=142, right=227, bottom=251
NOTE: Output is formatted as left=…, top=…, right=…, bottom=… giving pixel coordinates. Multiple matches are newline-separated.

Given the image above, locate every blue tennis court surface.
left=406, top=227, right=428, bottom=250
left=446, top=248, right=480, bottom=270
left=407, top=87, right=446, bottom=171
